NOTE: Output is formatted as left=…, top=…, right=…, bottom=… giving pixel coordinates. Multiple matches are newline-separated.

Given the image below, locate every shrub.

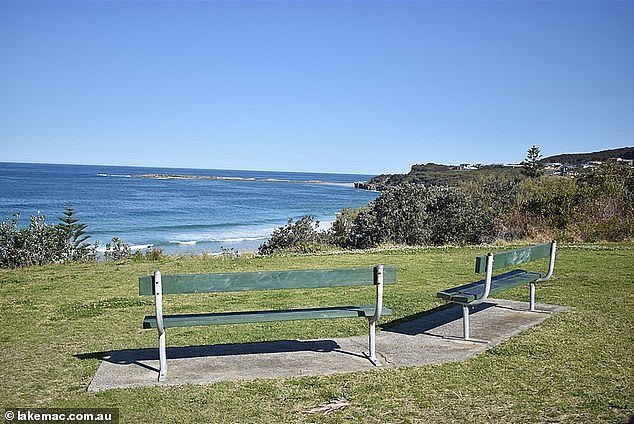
left=131, top=247, right=166, bottom=262
left=258, top=216, right=328, bottom=255
left=347, top=183, right=493, bottom=248
left=328, top=208, right=361, bottom=248
left=515, top=176, right=579, bottom=230
left=103, top=237, right=131, bottom=261
left=491, top=163, right=634, bottom=242
left=491, top=208, right=556, bottom=242
left=0, top=213, right=68, bottom=268
left=567, top=195, right=633, bottom=242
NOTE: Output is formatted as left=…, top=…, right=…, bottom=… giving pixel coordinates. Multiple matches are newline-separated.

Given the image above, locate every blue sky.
left=1, top=0, right=632, bottom=174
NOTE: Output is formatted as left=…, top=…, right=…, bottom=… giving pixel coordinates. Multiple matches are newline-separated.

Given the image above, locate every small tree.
left=57, top=202, right=94, bottom=261
left=521, top=145, right=545, bottom=178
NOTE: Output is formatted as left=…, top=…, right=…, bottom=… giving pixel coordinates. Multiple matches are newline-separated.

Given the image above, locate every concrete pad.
left=85, top=299, right=569, bottom=392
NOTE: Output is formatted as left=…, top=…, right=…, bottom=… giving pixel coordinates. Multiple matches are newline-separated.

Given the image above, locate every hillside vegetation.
left=542, top=146, right=634, bottom=165
left=360, top=163, right=521, bottom=190
left=359, top=147, right=633, bottom=192
left=261, top=161, right=634, bottom=255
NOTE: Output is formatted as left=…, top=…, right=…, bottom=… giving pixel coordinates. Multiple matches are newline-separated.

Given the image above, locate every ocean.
left=0, top=162, right=378, bottom=255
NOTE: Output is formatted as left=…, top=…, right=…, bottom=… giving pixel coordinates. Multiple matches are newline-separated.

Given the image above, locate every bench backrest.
left=139, top=266, right=397, bottom=295
left=474, top=242, right=553, bottom=274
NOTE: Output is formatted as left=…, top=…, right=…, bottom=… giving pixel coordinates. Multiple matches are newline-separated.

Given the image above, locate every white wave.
left=97, top=173, right=132, bottom=178
left=318, top=219, right=335, bottom=231
left=215, top=236, right=269, bottom=243
left=130, top=244, right=153, bottom=251
left=173, top=224, right=278, bottom=244
left=95, top=243, right=153, bottom=253
left=171, top=240, right=197, bottom=245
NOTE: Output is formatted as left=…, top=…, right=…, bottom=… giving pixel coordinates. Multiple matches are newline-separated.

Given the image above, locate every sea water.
left=0, top=162, right=378, bottom=254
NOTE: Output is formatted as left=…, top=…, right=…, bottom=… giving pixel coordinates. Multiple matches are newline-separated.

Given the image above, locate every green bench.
left=139, top=265, right=396, bottom=381
left=437, top=241, right=557, bottom=341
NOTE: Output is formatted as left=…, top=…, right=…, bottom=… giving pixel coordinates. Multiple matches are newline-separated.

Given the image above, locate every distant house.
left=616, top=158, right=634, bottom=166
left=456, top=164, right=479, bottom=171
left=557, top=165, right=575, bottom=176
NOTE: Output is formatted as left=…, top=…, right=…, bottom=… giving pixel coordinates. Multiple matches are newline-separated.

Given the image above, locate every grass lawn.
left=1, top=245, right=632, bottom=423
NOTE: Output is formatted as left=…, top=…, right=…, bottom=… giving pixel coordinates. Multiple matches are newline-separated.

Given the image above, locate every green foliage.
left=103, top=237, right=131, bottom=261
left=459, top=174, right=521, bottom=216
left=259, top=161, right=633, bottom=254
left=521, top=145, right=545, bottom=178
left=494, top=163, right=634, bottom=242
left=0, top=213, right=68, bottom=268
left=577, top=161, right=634, bottom=202
left=344, top=184, right=492, bottom=248
left=57, top=202, right=95, bottom=261
left=258, top=216, right=328, bottom=255
left=131, top=247, right=167, bottom=262
left=0, top=205, right=98, bottom=268
left=328, top=208, right=360, bottom=247
left=366, top=163, right=521, bottom=190
left=516, top=176, right=579, bottom=229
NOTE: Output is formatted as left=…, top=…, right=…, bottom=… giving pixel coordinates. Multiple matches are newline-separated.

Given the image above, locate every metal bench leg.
left=460, top=304, right=489, bottom=344
left=158, top=329, right=167, bottom=382
left=528, top=281, right=552, bottom=314
left=462, top=305, right=470, bottom=340
left=365, top=319, right=382, bottom=366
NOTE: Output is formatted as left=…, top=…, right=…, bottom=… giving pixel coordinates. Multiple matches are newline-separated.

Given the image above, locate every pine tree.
left=521, top=145, right=545, bottom=178
left=58, top=202, right=93, bottom=260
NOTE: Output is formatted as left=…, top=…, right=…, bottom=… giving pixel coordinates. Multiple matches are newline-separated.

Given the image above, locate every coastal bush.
left=258, top=216, right=329, bottom=255
left=328, top=208, right=361, bottom=247
left=104, top=237, right=132, bottom=261
left=0, top=206, right=98, bottom=268
left=491, top=163, right=634, bottom=242
left=257, top=162, right=634, bottom=255
left=567, top=163, right=634, bottom=241
left=344, top=184, right=492, bottom=248
left=0, top=213, right=68, bottom=268
left=514, top=176, right=579, bottom=230
left=131, top=247, right=167, bottom=262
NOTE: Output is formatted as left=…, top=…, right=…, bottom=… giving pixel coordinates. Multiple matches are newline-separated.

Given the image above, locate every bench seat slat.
left=436, top=269, right=543, bottom=303
left=143, top=306, right=393, bottom=329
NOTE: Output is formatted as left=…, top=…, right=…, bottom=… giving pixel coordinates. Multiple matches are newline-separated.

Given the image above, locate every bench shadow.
left=75, top=339, right=355, bottom=374
left=381, top=302, right=496, bottom=336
